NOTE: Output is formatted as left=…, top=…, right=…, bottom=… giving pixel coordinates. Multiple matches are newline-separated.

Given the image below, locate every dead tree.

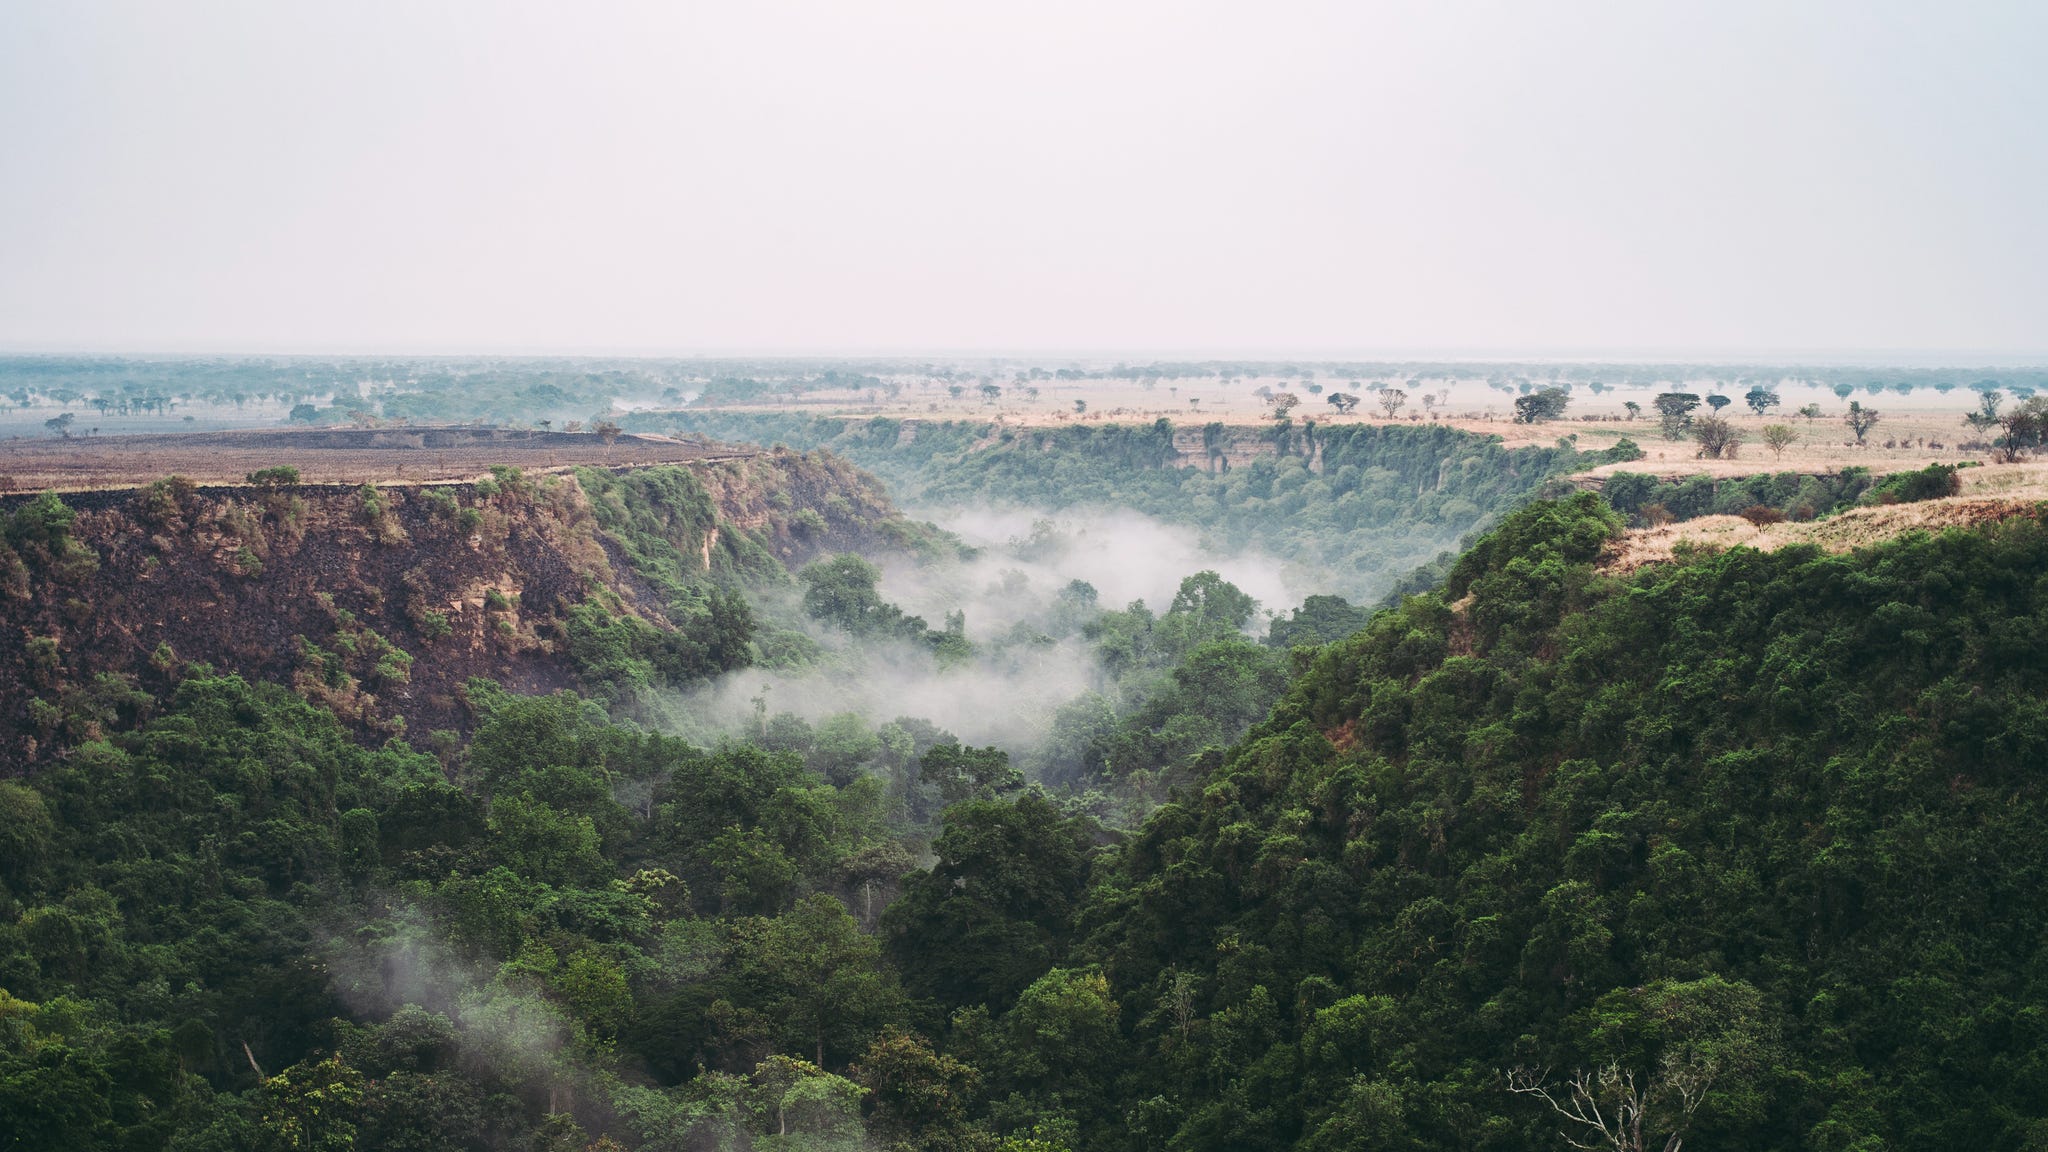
left=1505, top=1062, right=1713, bottom=1152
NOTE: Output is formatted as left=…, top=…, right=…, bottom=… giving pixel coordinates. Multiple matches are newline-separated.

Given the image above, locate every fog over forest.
left=6, top=3, right=2048, bottom=1148
left=659, top=504, right=1309, bottom=761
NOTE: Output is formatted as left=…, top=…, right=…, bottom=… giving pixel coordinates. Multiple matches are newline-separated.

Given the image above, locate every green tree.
left=798, top=555, right=926, bottom=641
left=1760, top=424, right=1798, bottom=460
left=1689, top=414, right=1739, bottom=459
left=852, top=1028, right=980, bottom=1148
left=749, top=894, right=903, bottom=1065
left=1513, top=387, right=1571, bottom=424
left=883, top=794, right=1098, bottom=1009
left=1652, top=393, right=1700, bottom=439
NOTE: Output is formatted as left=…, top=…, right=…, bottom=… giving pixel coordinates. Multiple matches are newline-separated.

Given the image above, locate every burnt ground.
left=0, top=426, right=756, bottom=491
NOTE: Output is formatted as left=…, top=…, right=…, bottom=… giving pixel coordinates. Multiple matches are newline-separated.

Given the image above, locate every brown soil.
left=0, top=427, right=755, bottom=492
left=1599, top=462, right=2048, bottom=574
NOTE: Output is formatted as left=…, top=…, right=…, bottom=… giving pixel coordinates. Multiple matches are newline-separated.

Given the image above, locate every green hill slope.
left=1046, top=494, right=2048, bottom=1150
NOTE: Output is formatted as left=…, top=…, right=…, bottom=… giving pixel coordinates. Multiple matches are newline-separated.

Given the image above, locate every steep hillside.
left=636, top=412, right=1642, bottom=599
left=1028, top=495, right=2048, bottom=1150
left=0, top=449, right=934, bottom=764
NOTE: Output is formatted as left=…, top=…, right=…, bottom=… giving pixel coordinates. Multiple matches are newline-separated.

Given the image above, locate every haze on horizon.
left=1, top=1, right=2043, bottom=358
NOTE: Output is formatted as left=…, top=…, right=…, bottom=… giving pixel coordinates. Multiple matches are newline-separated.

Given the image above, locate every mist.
left=662, top=505, right=1311, bottom=757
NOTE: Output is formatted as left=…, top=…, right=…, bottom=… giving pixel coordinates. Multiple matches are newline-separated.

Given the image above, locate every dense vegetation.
left=646, top=414, right=1642, bottom=601
left=1037, top=495, right=2048, bottom=1150
left=1601, top=461, right=1969, bottom=527
left=9, top=474, right=2048, bottom=1149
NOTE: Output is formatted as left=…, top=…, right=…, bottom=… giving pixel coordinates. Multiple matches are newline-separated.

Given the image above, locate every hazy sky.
left=2, top=1, right=2043, bottom=357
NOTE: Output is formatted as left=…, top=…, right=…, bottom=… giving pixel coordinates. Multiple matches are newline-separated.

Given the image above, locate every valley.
left=1, top=356, right=2045, bottom=1152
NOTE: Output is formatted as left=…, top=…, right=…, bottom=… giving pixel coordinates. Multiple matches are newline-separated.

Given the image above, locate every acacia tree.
left=1965, top=390, right=2003, bottom=434
left=1326, top=392, right=1359, bottom=414
left=1514, top=388, right=1571, bottom=425
left=1653, top=394, right=1701, bottom=439
left=1376, top=387, right=1408, bottom=419
left=1744, top=387, right=1781, bottom=416
left=1705, top=394, right=1732, bottom=415
left=1623, top=401, right=1642, bottom=421
left=1844, top=401, right=1881, bottom=444
left=1996, top=398, right=2048, bottom=462
left=1760, top=424, right=1798, bottom=460
left=1690, top=415, right=1740, bottom=459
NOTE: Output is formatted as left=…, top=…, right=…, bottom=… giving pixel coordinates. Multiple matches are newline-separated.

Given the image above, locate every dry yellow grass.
left=1600, top=462, right=2048, bottom=573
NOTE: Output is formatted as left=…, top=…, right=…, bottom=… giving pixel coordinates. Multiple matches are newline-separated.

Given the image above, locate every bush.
left=1867, top=462, right=1963, bottom=505
left=246, top=466, right=301, bottom=486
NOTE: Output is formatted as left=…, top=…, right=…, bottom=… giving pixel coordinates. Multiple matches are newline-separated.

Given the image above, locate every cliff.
left=0, top=449, right=933, bottom=765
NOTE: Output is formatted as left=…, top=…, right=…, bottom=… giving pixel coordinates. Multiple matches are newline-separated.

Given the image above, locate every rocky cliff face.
left=0, top=449, right=928, bottom=765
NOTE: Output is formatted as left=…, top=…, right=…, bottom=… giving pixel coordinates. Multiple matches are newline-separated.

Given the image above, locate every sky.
left=1, top=1, right=2043, bottom=358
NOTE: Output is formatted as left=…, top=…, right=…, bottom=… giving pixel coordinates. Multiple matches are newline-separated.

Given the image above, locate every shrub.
left=1867, top=462, right=1963, bottom=505
left=1739, top=504, right=1786, bottom=527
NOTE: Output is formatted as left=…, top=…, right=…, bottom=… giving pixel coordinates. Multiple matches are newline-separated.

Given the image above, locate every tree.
left=1515, top=388, right=1571, bottom=424
left=1267, top=594, right=1370, bottom=648
left=980, top=383, right=1002, bottom=403
left=1996, top=397, right=2048, bottom=462
left=1760, top=424, right=1798, bottom=460
left=918, top=741, right=1023, bottom=804
left=1271, top=393, right=1301, bottom=420
left=1506, top=1064, right=1707, bottom=1152
left=1690, top=415, right=1739, bottom=459
left=592, top=421, right=622, bottom=455
left=1965, top=390, right=2004, bottom=434
left=1376, top=388, right=1407, bottom=419
left=882, top=794, right=1098, bottom=1009
left=42, top=413, right=73, bottom=438
left=852, top=1028, right=979, bottom=1145
left=1743, top=387, right=1780, bottom=416
left=1797, top=403, right=1822, bottom=422
left=1652, top=394, right=1700, bottom=439
left=1073, top=399, right=1087, bottom=415
left=797, top=555, right=923, bottom=640
left=1162, top=569, right=1257, bottom=646
left=260, top=1055, right=367, bottom=1152
left=1326, top=392, right=1359, bottom=414
left=1705, top=394, right=1731, bottom=415
left=750, top=894, right=902, bottom=1065
left=1623, top=401, right=1642, bottom=421
left=1844, top=401, right=1881, bottom=444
